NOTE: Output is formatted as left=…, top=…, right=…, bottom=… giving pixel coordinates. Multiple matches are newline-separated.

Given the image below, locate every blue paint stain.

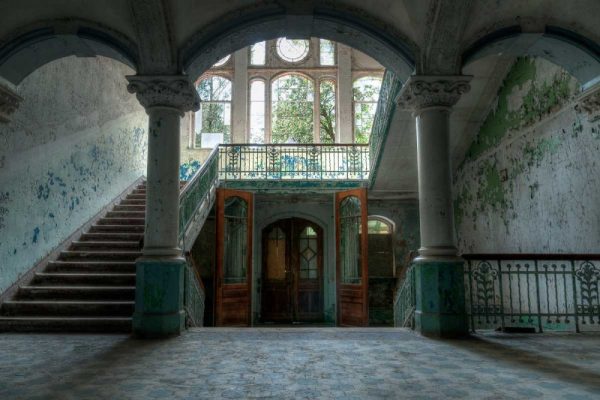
left=37, top=184, right=50, bottom=200
left=49, top=213, right=54, bottom=218
left=32, top=227, right=40, bottom=244
left=13, top=249, right=17, bottom=255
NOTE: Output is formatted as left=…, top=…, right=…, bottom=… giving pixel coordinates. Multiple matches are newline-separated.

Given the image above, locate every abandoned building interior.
left=0, top=0, right=599, bottom=398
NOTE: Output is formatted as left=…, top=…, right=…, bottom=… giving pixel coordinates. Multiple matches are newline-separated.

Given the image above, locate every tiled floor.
left=0, top=328, right=599, bottom=399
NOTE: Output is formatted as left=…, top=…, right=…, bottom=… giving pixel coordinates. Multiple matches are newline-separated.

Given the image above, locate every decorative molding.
left=575, top=84, right=600, bottom=122
left=0, top=79, right=22, bottom=123
left=396, top=75, right=472, bottom=111
left=126, top=75, right=200, bottom=114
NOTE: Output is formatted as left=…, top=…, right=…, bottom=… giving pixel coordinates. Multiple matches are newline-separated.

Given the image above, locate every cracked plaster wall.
left=454, top=57, right=600, bottom=254
left=0, top=56, right=147, bottom=294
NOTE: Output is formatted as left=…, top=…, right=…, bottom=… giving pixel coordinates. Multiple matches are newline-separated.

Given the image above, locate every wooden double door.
left=261, top=218, right=324, bottom=323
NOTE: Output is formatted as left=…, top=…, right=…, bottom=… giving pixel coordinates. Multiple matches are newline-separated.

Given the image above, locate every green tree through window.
left=353, top=77, right=382, bottom=144
left=271, top=74, right=314, bottom=143
left=320, top=80, right=336, bottom=143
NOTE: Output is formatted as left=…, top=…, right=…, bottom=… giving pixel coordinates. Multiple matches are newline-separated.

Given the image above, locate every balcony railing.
left=393, top=263, right=416, bottom=328
left=218, top=144, right=370, bottom=181
left=465, top=254, right=600, bottom=333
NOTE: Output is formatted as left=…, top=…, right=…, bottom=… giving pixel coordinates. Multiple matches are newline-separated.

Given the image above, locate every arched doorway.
left=261, top=218, right=324, bottom=323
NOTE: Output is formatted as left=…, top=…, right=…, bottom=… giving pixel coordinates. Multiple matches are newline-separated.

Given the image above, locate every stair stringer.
left=180, top=181, right=218, bottom=253
left=0, top=176, right=146, bottom=304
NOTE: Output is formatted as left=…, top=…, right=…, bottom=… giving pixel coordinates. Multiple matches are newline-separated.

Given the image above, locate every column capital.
left=126, top=75, right=200, bottom=115
left=0, top=78, right=23, bottom=123
left=396, top=75, right=472, bottom=112
left=574, top=84, right=600, bottom=122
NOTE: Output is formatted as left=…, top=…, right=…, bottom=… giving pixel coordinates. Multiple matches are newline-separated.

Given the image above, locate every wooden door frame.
left=215, top=188, right=253, bottom=326
left=335, top=188, right=369, bottom=326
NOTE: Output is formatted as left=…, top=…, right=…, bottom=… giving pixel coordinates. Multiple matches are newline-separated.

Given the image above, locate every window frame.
left=193, top=74, right=234, bottom=149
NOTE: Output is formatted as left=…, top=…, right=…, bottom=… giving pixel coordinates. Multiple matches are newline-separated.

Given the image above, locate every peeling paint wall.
left=0, top=56, right=147, bottom=293
left=454, top=57, right=600, bottom=254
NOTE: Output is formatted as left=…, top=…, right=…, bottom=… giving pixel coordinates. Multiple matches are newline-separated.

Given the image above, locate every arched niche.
left=0, top=22, right=138, bottom=85
left=462, top=26, right=600, bottom=88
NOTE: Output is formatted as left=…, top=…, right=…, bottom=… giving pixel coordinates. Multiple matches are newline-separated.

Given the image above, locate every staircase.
left=0, top=182, right=148, bottom=332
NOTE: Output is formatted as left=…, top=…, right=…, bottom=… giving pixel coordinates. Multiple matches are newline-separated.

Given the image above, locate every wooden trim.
left=215, top=188, right=253, bottom=326
left=335, top=188, right=369, bottom=326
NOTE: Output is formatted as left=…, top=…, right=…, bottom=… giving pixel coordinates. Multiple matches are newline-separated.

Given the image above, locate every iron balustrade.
left=393, top=263, right=416, bottom=328
left=218, top=144, right=370, bottom=181
left=464, top=254, right=600, bottom=333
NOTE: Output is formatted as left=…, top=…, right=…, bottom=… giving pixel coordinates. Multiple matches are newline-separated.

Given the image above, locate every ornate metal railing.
left=393, top=263, right=416, bottom=328
left=179, top=147, right=219, bottom=247
left=183, top=253, right=205, bottom=327
left=218, top=144, right=370, bottom=181
left=369, top=70, right=402, bottom=185
left=464, top=254, right=600, bottom=332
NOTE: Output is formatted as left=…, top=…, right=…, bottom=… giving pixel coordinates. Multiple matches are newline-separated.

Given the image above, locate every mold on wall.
left=454, top=57, right=600, bottom=254
left=0, top=56, right=147, bottom=294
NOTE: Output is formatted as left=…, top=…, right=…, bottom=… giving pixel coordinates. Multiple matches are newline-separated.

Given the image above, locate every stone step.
left=81, top=232, right=144, bottom=241
left=88, top=224, right=144, bottom=233
left=59, top=250, right=141, bottom=261
left=131, top=189, right=146, bottom=195
left=46, top=261, right=136, bottom=273
left=96, top=217, right=145, bottom=226
left=0, top=317, right=132, bottom=333
left=1, top=300, right=134, bottom=317
left=113, top=204, right=146, bottom=212
left=17, top=286, right=135, bottom=301
left=120, top=199, right=146, bottom=206
left=106, top=210, right=146, bottom=218
left=126, top=194, right=146, bottom=200
left=33, top=272, right=136, bottom=286
left=70, top=241, right=141, bottom=251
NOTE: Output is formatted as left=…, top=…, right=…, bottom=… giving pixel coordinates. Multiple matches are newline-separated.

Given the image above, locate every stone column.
left=126, top=75, right=200, bottom=337
left=397, top=75, right=471, bottom=337
left=337, top=44, right=353, bottom=143
left=0, top=78, right=23, bottom=124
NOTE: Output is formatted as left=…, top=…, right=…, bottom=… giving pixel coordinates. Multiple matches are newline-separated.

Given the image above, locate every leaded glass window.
left=223, top=196, right=248, bottom=284
left=196, top=76, right=232, bottom=148
left=299, top=226, right=318, bottom=280
left=353, top=76, right=382, bottom=144
left=340, top=196, right=362, bottom=284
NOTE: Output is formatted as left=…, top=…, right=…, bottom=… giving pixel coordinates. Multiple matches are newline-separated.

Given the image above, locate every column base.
left=414, top=259, right=468, bottom=338
left=133, top=257, right=186, bottom=338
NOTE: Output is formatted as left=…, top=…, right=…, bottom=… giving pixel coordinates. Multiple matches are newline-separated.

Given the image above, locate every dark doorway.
left=261, top=218, right=324, bottom=323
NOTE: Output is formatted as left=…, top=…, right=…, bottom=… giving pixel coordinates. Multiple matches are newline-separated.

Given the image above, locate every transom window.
left=195, top=76, right=232, bottom=148
left=250, top=41, right=266, bottom=65
left=276, top=38, right=309, bottom=63
left=319, top=39, right=335, bottom=66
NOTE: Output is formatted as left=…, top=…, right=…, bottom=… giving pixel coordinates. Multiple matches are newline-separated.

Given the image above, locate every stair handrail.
left=178, top=146, right=219, bottom=247
left=393, top=262, right=416, bottom=328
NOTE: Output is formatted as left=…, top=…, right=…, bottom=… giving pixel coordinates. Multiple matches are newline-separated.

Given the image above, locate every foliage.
left=271, top=75, right=314, bottom=143
left=320, top=80, right=336, bottom=143
left=353, top=78, right=382, bottom=144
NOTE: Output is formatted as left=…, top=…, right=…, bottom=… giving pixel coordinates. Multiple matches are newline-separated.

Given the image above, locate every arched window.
left=196, top=76, right=232, bottom=148
left=319, top=79, right=336, bottom=143
left=213, top=55, right=231, bottom=67
left=250, top=41, right=266, bottom=65
left=271, top=74, right=314, bottom=143
left=353, top=76, right=382, bottom=144
left=367, top=216, right=395, bottom=277
left=276, top=38, right=310, bottom=63
left=249, top=79, right=266, bottom=143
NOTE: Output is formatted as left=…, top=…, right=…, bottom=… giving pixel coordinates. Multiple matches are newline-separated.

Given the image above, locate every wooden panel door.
left=335, top=189, right=369, bottom=326
left=261, top=220, right=292, bottom=322
left=215, top=189, right=253, bottom=326
left=294, top=220, right=324, bottom=322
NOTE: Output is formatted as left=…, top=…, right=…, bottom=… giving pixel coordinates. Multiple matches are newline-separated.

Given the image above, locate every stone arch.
left=180, top=6, right=416, bottom=84
left=0, top=20, right=138, bottom=86
left=461, top=26, right=600, bottom=88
